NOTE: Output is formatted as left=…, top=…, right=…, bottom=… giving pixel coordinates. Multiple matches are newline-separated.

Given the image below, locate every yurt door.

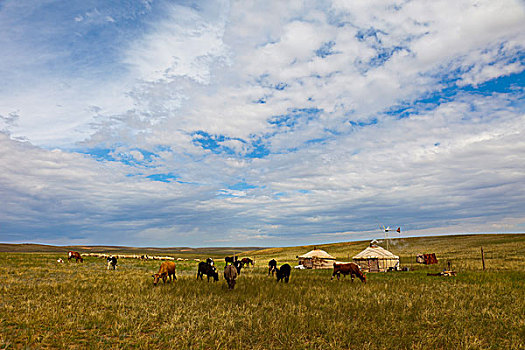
left=368, top=258, right=379, bottom=272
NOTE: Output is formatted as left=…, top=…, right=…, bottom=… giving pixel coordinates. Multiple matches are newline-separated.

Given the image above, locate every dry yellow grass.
left=1, top=234, right=524, bottom=349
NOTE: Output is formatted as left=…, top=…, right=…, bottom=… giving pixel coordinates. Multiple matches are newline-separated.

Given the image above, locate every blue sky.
left=0, top=0, right=524, bottom=247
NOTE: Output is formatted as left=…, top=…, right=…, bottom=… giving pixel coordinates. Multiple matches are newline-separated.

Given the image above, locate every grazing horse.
left=197, top=261, right=219, bottom=282
left=331, top=262, right=366, bottom=283
left=68, top=251, right=83, bottom=263
left=152, top=261, right=177, bottom=285
left=224, top=264, right=238, bottom=289
left=240, top=257, right=255, bottom=268
left=276, top=264, right=291, bottom=283
left=268, top=259, right=277, bottom=276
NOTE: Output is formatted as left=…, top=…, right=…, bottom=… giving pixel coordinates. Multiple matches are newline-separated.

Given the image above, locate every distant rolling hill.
left=1, top=234, right=524, bottom=263
left=248, top=233, right=525, bottom=271
left=0, top=243, right=263, bottom=256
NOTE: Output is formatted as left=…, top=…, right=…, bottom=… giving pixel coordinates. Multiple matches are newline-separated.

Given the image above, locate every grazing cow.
left=268, top=259, right=277, bottom=276
left=331, top=262, right=366, bottom=283
left=225, top=256, right=238, bottom=265
left=68, top=251, right=83, bottom=263
left=197, top=261, right=219, bottom=282
left=416, top=253, right=438, bottom=265
left=276, top=264, right=291, bottom=283
left=107, top=256, right=118, bottom=270
left=240, top=257, right=255, bottom=267
left=57, top=258, right=63, bottom=263
left=152, top=261, right=177, bottom=286
left=206, top=257, right=214, bottom=266
left=224, top=264, right=238, bottom=289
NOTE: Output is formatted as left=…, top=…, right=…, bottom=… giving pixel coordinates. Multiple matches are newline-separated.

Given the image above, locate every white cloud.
left=123, top=1, right=231, bottom=84
left=129, top=150, right=144, bottom=161
left=0, top=0, right=524, bottom=246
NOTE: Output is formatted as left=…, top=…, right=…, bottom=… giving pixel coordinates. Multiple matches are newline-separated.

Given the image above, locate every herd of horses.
left=66, top=251, right=366, bottom=289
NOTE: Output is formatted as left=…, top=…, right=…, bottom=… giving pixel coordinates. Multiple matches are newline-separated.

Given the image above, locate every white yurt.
left=297, top=249, right=336, bottom=269
left=352, top=243, right=399, bottom=272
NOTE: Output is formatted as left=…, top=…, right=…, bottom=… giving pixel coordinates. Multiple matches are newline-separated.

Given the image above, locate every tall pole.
left=481, top=247, right=486, bottom=270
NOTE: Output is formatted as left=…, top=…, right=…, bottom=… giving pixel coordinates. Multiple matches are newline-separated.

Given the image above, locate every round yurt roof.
left=352, top=245, right=399, bottom=260
left=298, top=249, right=336, bottom=260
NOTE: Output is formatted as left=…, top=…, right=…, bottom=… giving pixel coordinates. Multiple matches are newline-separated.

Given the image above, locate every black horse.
left=268, top=259, right=277, bottom=276
left=225, top=256, right=238, bottom=264
left=233, top=260, right=243, bottom=274
left=276, top=264, right=291, bottom=283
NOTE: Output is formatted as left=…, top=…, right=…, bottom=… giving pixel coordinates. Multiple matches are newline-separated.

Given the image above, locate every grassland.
left=1, top=234, right=524, bottom=349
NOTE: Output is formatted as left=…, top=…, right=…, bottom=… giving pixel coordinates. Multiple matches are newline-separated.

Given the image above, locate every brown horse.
left=67, top=251, right=83, bottom=263
left=224, top=265, right=238, bottom=289
left=331, top=262, right=366, bottom=283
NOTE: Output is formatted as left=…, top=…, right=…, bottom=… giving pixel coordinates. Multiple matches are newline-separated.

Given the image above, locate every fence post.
left=481, top=247, right=486, bottom=270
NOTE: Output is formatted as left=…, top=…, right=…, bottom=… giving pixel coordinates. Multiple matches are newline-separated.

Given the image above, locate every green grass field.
left=1, top=234, right=524, bottom=349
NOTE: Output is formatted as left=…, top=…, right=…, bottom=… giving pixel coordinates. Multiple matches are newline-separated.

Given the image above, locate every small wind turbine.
left=380, top=225, right=401, bottom=250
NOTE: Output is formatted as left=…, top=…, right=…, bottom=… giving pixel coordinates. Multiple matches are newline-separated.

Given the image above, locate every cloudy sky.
left=0, top=0, right=524, bottom=247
